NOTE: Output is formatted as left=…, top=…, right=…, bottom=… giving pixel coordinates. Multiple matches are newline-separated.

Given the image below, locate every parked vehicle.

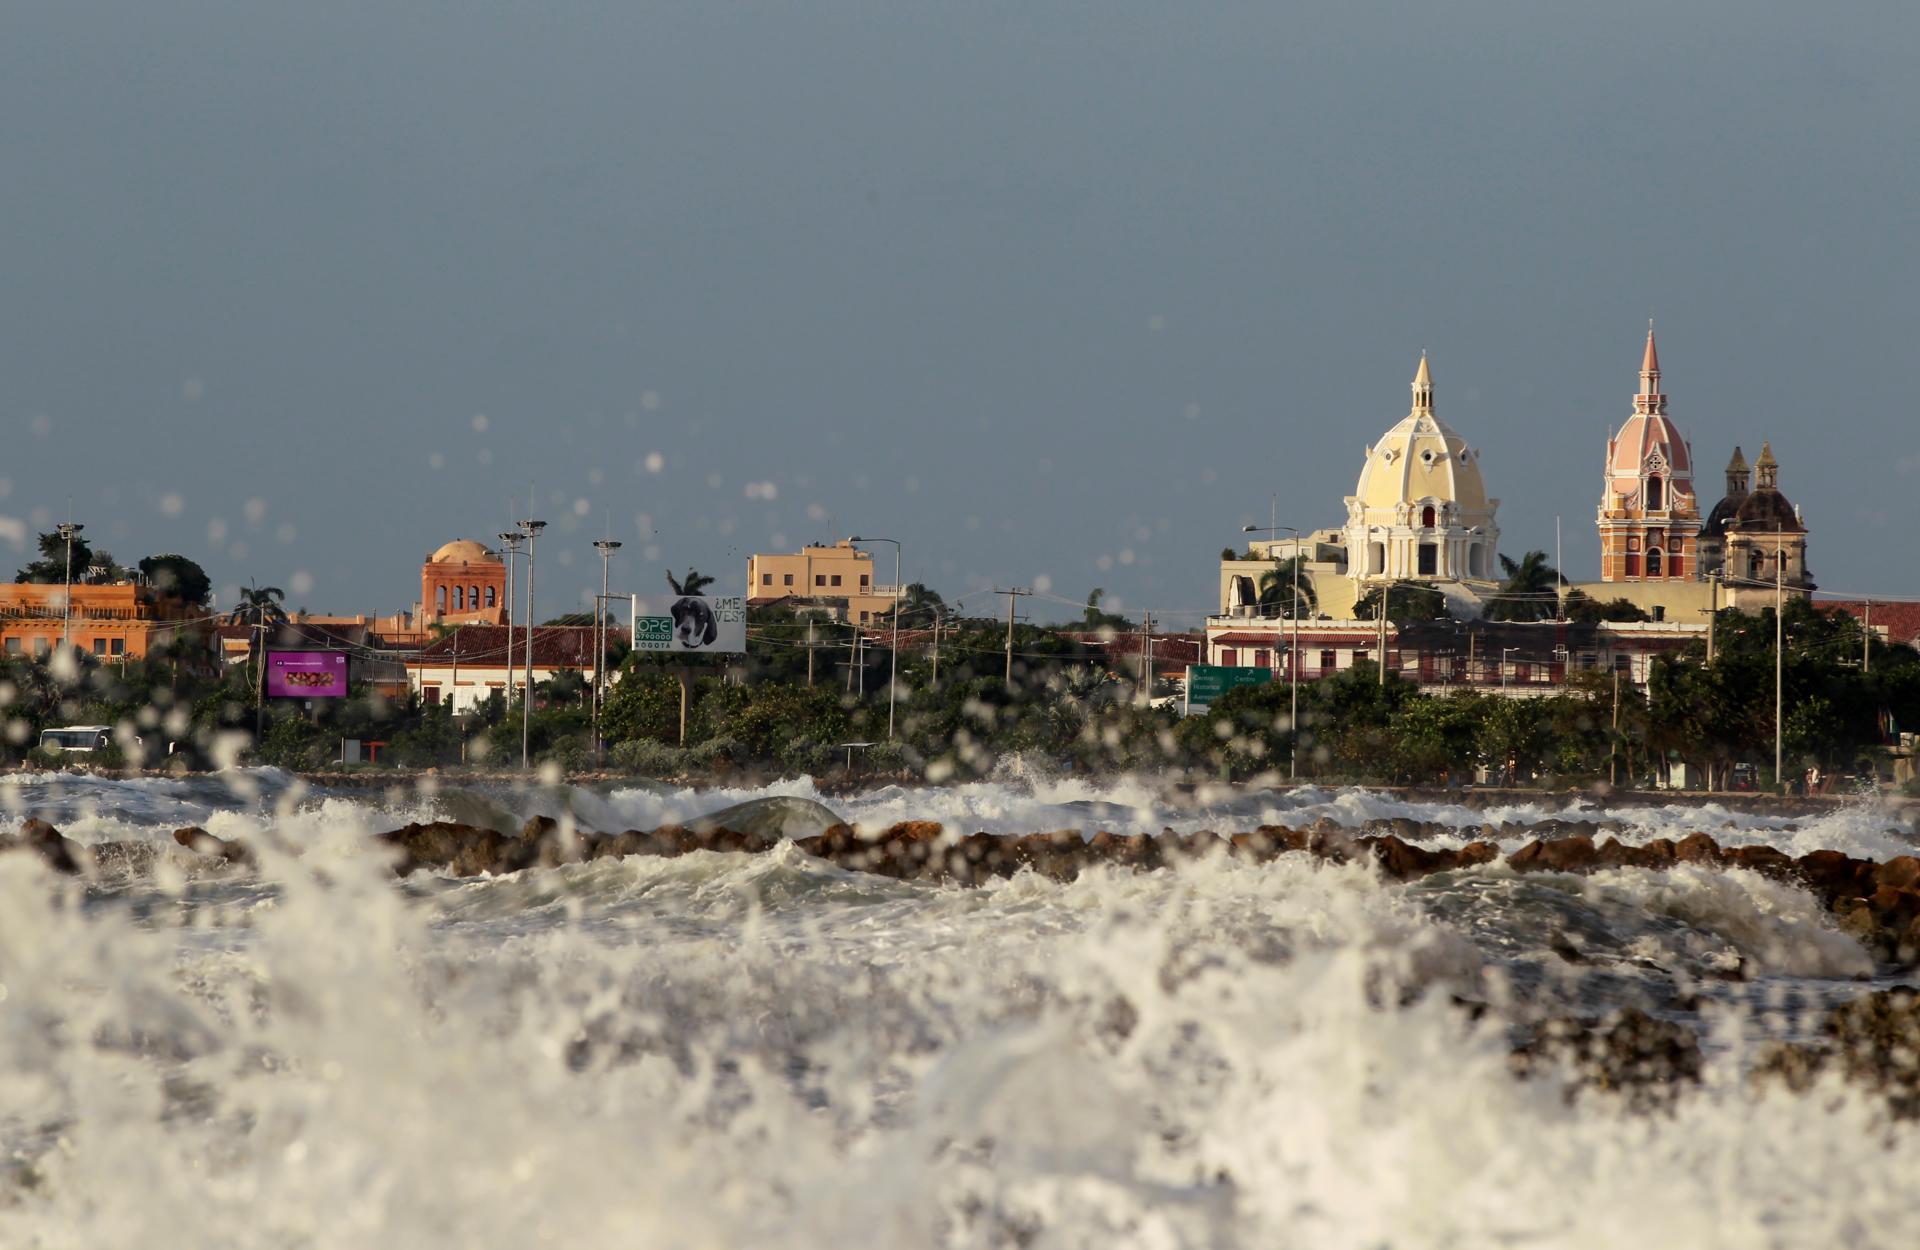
left=38, top=726, right=125, bottom=753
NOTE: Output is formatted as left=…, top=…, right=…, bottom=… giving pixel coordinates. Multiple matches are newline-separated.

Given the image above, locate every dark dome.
left=1700, top=492, right=1745, bottom=539
left=1731, top=487, right=1803, bottom=533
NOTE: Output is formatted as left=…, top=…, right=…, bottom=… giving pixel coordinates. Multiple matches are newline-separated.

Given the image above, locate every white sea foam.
left=0, top=824, right=1915, bottom=1246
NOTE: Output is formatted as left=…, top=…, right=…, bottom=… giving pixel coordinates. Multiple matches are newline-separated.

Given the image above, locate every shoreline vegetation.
left=2, top=597, right=1915, bottom=796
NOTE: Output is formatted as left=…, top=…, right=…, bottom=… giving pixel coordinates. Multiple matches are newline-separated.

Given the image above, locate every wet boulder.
left=0, top=818, right=84, bottom=875
left=1512, top=1007, right=1703, bottom=1110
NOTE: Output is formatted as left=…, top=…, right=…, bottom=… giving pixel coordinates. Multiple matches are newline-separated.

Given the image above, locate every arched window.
left=436, top=586, right=447, bottom=612
left=1647, top=547, right=1663, bottom=577
left=485, top=586, right=496, bottom=608
left=1748, top=549, right=1763, bottom=579
left=470, top=585, right=480, bottom=611
left=454, top=586, right=465, bottom=611
left=1421, top=505, right=1436, bottom=528
left=1646, top=476, right=1664, bottom=510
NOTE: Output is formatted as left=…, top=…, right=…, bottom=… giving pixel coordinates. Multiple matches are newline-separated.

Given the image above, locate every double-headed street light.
left=516, top=517, right=547, bottom=769
left=592, top=538, right=623, bottom=767
left=497, top=532, right=524, bottom=705
left=1244, top=524, right=1301, bottom=782
left=849, top=536, right=901, bottom=740
left=57, top=521, right=84, bottom=658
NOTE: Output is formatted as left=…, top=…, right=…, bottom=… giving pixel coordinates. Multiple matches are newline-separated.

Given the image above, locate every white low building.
left=404, top=624, right=615, bottom=714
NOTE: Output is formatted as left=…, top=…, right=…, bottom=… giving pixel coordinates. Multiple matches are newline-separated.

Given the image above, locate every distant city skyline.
left=5, top=2, right=1916, bottom=624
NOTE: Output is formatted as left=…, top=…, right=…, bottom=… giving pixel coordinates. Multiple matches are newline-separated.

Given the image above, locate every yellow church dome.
left=428, top=539, right=500, bottom=565
left=1351, top=354, right=1490, bottom=514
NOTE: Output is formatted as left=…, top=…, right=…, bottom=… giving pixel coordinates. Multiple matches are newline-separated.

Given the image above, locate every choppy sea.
left=2, top=768, right=1916, bottom=1247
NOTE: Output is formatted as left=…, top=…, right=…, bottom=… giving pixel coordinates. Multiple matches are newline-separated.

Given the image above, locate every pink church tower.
left=1597, top=326, right=1702, bottom=581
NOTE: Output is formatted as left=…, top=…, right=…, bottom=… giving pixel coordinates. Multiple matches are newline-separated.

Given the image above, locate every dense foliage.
left=2, top=594, right=1914, bottom=790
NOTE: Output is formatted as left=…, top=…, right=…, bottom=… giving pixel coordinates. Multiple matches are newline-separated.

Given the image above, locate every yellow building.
left=747, top=541, right=901, bottom=624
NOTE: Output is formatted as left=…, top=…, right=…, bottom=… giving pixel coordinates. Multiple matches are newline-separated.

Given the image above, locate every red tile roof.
left=1818, top=600, right=1920, bottom=648
left=407, top=625, right=619, bottom=669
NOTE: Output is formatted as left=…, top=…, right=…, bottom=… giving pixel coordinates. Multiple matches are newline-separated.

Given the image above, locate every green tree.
left=16, top=529, right=96, bottom=584
left=1257, top=558, right=1318, bottom=619
left=1562, top=588, right=1649, bottom=623
left=227, top=581, right=289, bottom=628
left=1080, top=588, right=1133, bottom=631
left=1354, top=580, right=1448, bottom=624
left=1483, top=551, right=1562, bottom=622
left=138, top=554, right=213, bottom=605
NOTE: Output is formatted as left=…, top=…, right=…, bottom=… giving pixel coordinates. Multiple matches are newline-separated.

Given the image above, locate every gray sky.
left=4, top=1, right=1915, bottom=626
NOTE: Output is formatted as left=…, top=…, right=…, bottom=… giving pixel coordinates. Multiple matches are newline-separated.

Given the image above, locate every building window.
left=3, top=638, right=17, bottom=655
left=1624, top=554, right=1640, bottom=578
left=1368, top=542, right=1385, bottom=576
left=423, top=686, right=441, bottom=705
left=784, top=573, right=794, bottom=586
left=485, top=586, right=497, bottom=607
left=1646, top=547, right=1663, bottom=577
left=1646, top=476, right=1664, bottom=510
left=1320, top=649, right=1336, bottom=671
left=111, top=638, right=125, bottom=656
left=436, top=586, right=448, bottom=612
left=1254, top=649, right=1270, bottom=668
left=815, top=575, right=826, bottom=587
left=830, top=575, right=842, bottom=587
left=1221, top=648, right=1238, bottom=667
left=1421, top=505, right=1436, bottom=528
left=1517, top=663, right=1532, bottom=682
left=860, top=574, right=870, bottom=588
left=454, top=586, right=465, bottom=610
left=93, top=638, right=108, bottom=655
left=762, top=574, right=773, bottom=586
left=859, top=611, right=871, bottom=623
left=1653, top=606, right=1667, bottom=622
left=470, top=585, right=480, bottom=610
left=34, top=638, right=50, bottom=658
left=1417, top=543, right=1437, bottom=576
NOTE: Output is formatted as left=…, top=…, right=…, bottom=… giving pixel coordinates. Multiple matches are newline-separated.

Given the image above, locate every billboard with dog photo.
left=634, top=595, right=746, bottom=653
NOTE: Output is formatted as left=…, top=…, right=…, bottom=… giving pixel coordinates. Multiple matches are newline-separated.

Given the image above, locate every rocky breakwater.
left=363, top=812, right=1920, bottom=964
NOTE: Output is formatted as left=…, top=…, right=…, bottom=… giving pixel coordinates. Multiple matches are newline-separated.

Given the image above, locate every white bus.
left=38, top=726, right=119, bottom=753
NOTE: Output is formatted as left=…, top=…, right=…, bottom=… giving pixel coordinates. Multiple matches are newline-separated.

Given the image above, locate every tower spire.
left=1634, top=324, right=1667, bottom=415
left=1410, top=351, right=1433, bottom=416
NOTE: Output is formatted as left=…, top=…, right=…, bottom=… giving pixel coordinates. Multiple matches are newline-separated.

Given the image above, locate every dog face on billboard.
left=671, top=596, right=718, bottom=648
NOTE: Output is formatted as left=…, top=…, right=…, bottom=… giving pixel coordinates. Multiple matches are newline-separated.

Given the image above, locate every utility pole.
left=1774, top=527, right=1784, bottom=793
left=930, top=608, right=941, bottom=691
left=450, top=626, right=460, bottom=714
left=1610, top=667, right=1620, bottom=786
left=994, top=587, right=1032, bottom=687
left=806, top=618, right=816, bottom=687
left=592, top=538, right=622, bottom=768
left=1377, top=583, right=1389, bottom=686
left=1864, top=599, right=1872, bottom=673
left=1555, top=515, right=1564, bottom=620
left=1705, top=571, right=1717, bottom=665
left=518, top=515, right=547, bottom=769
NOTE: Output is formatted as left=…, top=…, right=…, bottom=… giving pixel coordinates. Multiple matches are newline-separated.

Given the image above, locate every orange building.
left=0, top=582, right=205, bottom=661
left=419, top=539, right=507, bottom=626
left=1597, top=328, right=1701, bottom=582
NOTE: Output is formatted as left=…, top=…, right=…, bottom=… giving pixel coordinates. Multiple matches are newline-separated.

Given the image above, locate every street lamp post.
left=592, top=538, right=622, bottom=767
left=57, top=521, right=84, bottom=658
left=497, top=532, right=523, bottom=707
left=1244, top=524, right=1301, bottom=782
left=517, top=518, right=547, bottom=769
left=849, top=536, right=902, bottom=740
left=1501, top=646, right=1519, bottom=691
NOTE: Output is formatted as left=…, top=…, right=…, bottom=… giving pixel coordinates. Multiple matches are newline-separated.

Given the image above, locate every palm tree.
left=1257, top=557, right=1318, bottom=619
left=665, top=567, right=714, bottom=597
left=228, top=581, right=289, bottom=699
left=227, top=580, right=289, bottom=628
left=1484, top=551, right=1560, bottom=622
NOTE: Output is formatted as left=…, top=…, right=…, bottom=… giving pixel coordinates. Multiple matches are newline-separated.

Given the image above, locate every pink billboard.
left=266, top=651, right=349, bottom=698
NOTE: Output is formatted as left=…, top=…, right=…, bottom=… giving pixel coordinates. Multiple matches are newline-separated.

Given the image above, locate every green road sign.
left=1185, top=663, right=1272, bottom=708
